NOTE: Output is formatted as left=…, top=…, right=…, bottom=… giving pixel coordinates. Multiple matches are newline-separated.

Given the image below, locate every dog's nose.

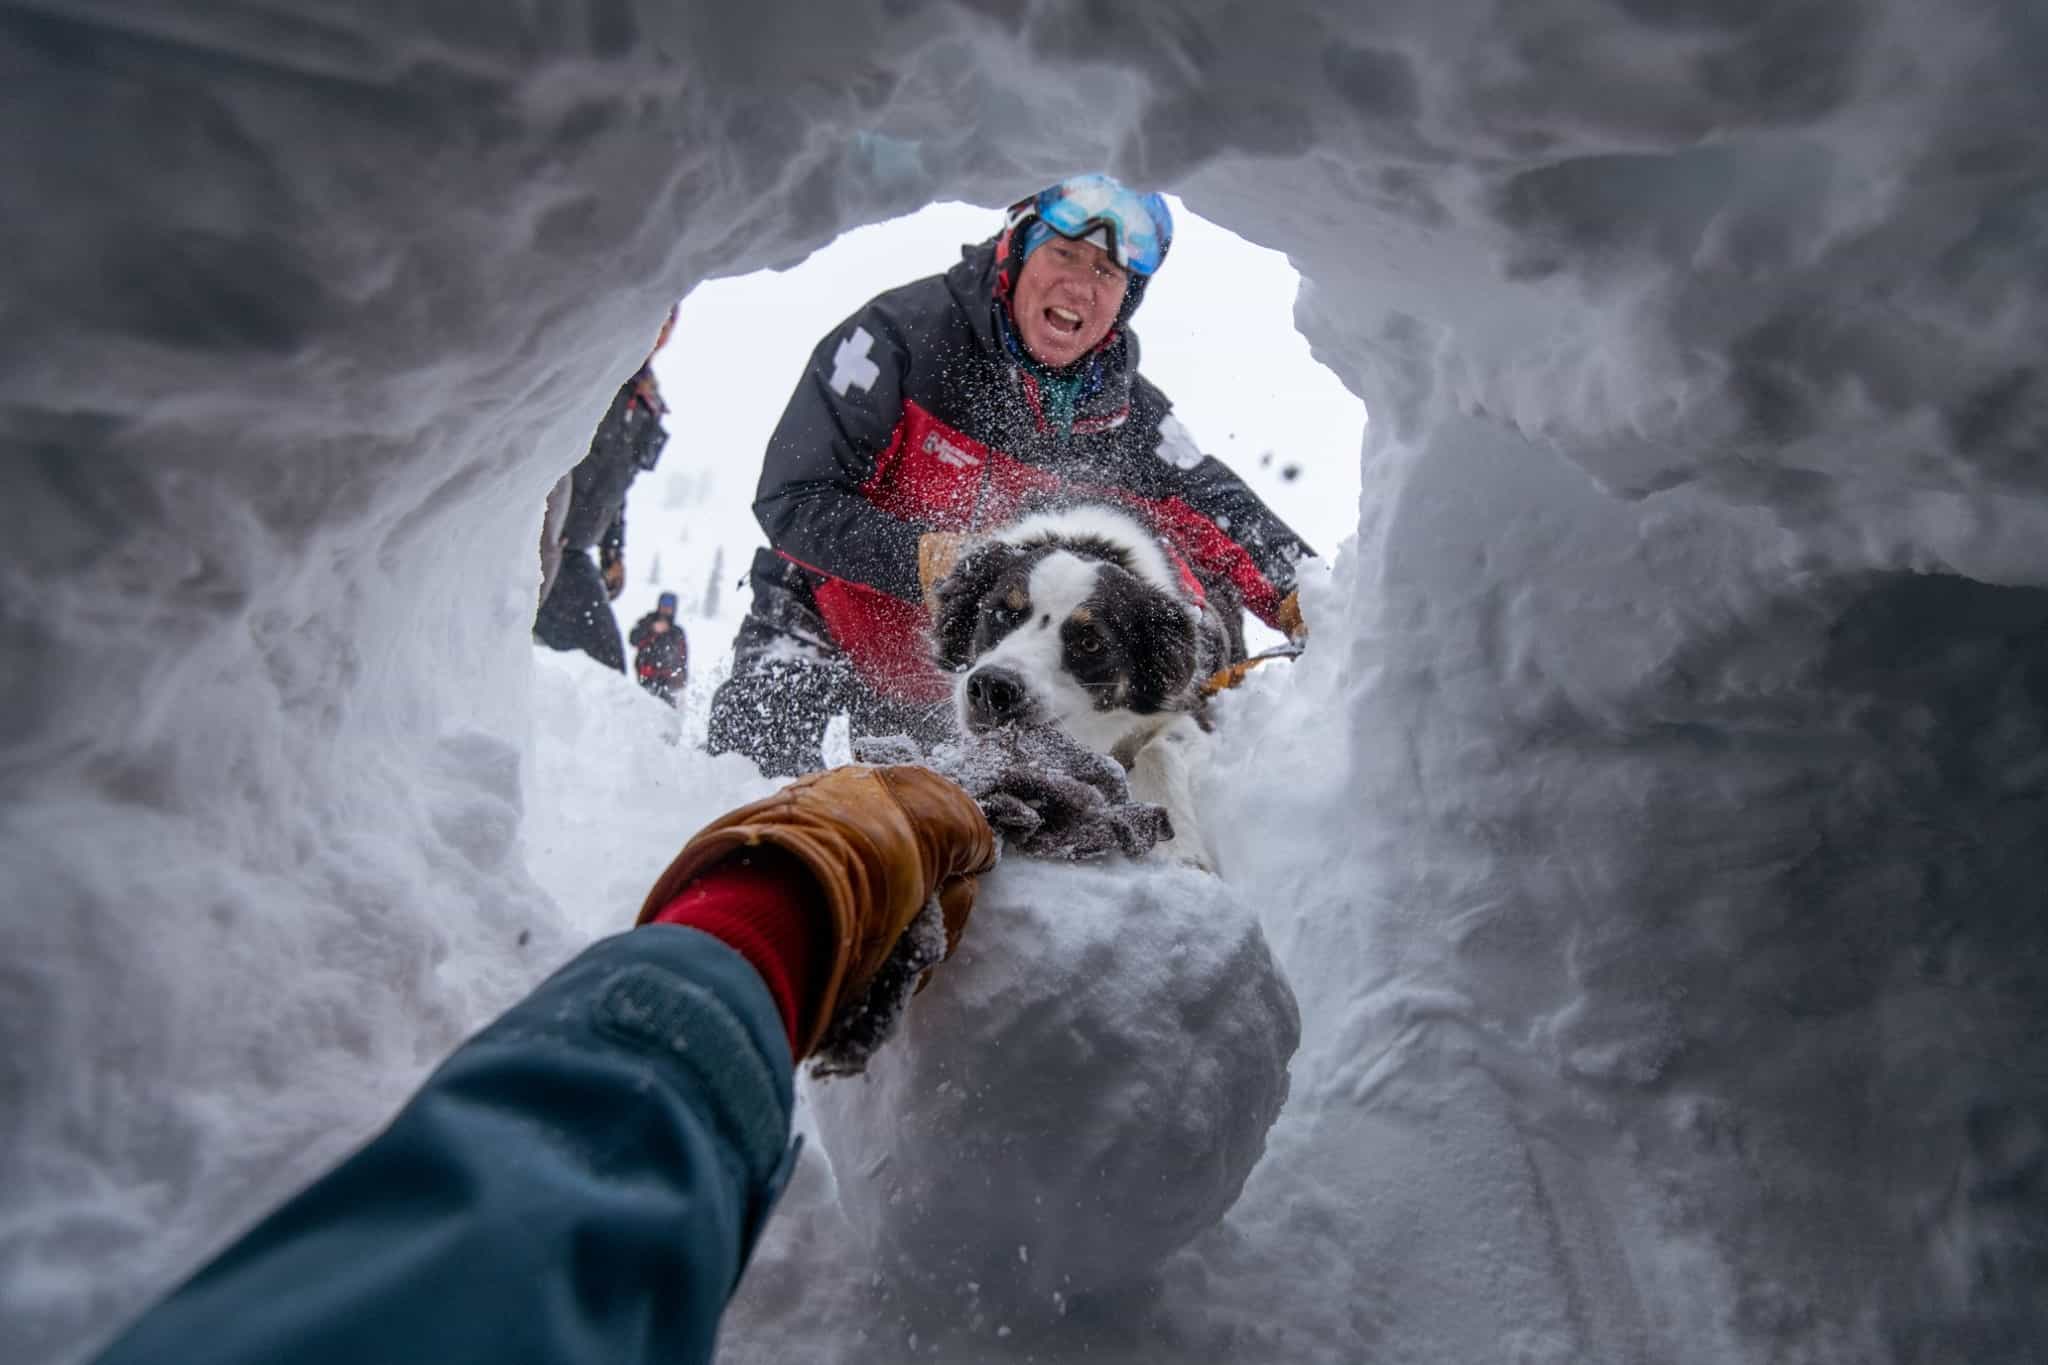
left=965, top=666, right=1031, bottom=729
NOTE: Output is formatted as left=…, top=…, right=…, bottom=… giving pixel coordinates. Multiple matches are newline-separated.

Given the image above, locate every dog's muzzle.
left=964, top=666, right=1034, bottom=731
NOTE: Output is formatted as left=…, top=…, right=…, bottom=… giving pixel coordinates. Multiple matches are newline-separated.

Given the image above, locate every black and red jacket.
left=629, top=611, right=688, bottom=681
left=749, top=238, right=1312, bottom=701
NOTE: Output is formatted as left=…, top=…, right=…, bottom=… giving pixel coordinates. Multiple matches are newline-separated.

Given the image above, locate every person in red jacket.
left=706, top=175, right=1312, bottom=776
left=629, top=590, right=690, bottom=705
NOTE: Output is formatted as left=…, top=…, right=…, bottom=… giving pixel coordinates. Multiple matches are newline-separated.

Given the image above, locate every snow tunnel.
left=5, top=3, right=2047, bottom=1362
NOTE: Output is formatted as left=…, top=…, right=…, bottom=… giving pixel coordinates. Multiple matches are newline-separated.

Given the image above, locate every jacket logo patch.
left=1154, top=413, right=1205, bottom=471
left=922, top=431, right=981, bottom=469
left=830, top=326, right=881, bottom=396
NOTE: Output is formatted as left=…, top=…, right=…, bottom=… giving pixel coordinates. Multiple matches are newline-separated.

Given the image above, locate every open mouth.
left=1044, top=305, right=1085, bottom=336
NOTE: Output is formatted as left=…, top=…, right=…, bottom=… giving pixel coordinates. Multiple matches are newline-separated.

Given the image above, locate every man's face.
left=1011, top=234, right=1129, bottom=369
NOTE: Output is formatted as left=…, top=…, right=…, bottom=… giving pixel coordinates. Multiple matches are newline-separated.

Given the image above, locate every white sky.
left=624, top=198, right=1365, bottom=676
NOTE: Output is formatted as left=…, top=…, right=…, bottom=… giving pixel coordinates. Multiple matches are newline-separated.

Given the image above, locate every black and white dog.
left=930, top=505, right=1242, bottom=867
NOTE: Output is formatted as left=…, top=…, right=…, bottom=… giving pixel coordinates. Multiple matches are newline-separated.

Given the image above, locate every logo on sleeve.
left=830, top=326, right=881, bottom=396
left=1154, top=413, right=1205, bottom=470
left=922, top=431, right=981, bottom=468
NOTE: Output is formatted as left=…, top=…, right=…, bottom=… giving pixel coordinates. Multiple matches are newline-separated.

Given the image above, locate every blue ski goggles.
left=1009, top=173, right=1174, bottom=278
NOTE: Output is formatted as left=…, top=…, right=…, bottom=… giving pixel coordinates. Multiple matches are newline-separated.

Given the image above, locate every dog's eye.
left=1073, top=634, right=1104, bottom=656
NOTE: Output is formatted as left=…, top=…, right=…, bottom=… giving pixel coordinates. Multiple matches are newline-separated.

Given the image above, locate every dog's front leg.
left=1127, top=719, right=1215, bottom=873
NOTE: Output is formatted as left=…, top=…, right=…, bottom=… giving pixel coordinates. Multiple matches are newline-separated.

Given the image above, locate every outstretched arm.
left=1117, top=407, right=1315, bottom=631
left=94, top=922, right=797, bottom=1365
left=94, top=768, right=996, bottom=1365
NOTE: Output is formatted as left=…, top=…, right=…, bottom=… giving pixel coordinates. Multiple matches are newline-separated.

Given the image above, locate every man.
left=706, top=174, right=1312, bottom=776
left=93, top=765, right=997, bottom=1365
left=629, top=590, right=690, bottom=704
left=534, top=308, right=676, bottom=671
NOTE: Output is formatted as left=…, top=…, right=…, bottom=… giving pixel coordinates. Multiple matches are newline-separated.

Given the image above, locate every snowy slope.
left=6, top=3, right=2047, bottom=1364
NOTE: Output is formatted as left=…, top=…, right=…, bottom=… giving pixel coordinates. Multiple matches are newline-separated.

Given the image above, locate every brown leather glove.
left=602, top=557, right=626, bottom=600
left=917, top=531, right=967, bottom=604
left=637, top=765, right=997, bottom=1058
left=1275, top=589, right=1306, bottom=642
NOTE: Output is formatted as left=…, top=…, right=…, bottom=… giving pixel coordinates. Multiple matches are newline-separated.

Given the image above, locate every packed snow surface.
left=809, top=857, right=1298, bottom=1301
left=6, top=2, right=2048, bottom=1363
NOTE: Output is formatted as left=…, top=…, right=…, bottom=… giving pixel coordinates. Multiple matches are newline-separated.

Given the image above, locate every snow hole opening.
left=622, top=196, right=1368, bottom=747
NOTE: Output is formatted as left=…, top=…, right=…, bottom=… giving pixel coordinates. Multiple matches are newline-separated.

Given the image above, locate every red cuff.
left=649, top=853, right=830, bottom=1055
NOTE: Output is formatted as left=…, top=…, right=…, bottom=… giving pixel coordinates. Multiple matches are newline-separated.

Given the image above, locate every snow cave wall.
left=5, top=2, right=2047, bottom=1362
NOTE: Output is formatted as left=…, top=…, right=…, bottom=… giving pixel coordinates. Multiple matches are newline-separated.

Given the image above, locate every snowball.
left=808, top=857, right=1299, bottom=1302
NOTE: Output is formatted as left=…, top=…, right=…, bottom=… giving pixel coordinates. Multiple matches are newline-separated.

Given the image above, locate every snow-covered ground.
left=7, top=3, right=2048, bottom=1363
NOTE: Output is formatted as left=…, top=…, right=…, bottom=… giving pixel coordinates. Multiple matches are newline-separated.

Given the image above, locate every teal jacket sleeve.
left=95, top=924, right=799, bottom=1365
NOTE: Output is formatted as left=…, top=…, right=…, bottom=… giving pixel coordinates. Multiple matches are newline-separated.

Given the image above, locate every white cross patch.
left=829, top=326, right=881, bottom=396
left=1154, top=412, right=1205, bottom=470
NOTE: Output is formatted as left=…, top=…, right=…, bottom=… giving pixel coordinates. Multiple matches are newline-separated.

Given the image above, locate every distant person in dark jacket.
left=535, top=308, right=675, bottom=671
left=92, top=766, right=997, bottom=1365
left=705, top=176, right=1310, bottom=776
left=630, top=591, right=690, bottom=705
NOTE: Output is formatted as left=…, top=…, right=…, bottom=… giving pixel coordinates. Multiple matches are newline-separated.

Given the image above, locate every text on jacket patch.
left=923, top=431, right=981, bottom=468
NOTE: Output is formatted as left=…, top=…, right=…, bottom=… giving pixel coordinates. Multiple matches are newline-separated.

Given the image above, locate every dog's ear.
left=1124, top=585, right=1201, bottom=712
left=930, top=540, right=1020, bottom=670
